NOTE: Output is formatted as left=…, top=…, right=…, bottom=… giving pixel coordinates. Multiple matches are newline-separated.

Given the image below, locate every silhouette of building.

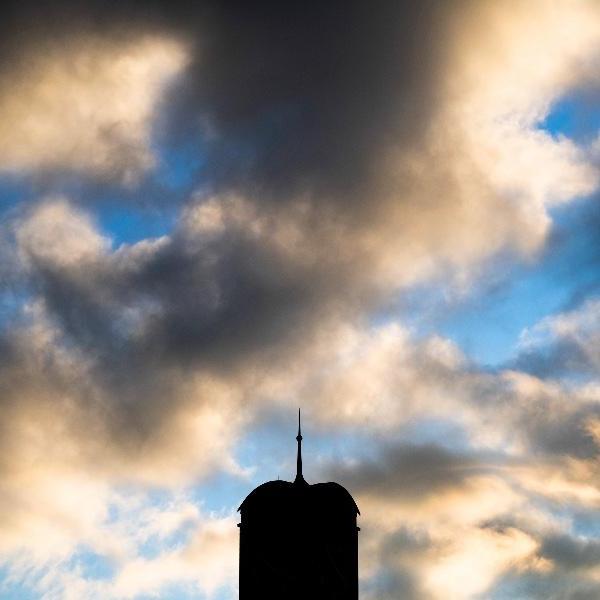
left=238, top=411, right=360, bottom=599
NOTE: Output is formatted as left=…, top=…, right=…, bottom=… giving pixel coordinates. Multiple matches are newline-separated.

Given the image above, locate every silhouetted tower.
left=238, top=410, right=360, bottom=600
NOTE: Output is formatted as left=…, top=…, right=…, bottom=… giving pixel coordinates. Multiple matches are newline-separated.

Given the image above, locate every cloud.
left=540, top=533, right=600, bottom=571
left=327, top=443, right=487, bottom=501
left=321, top=433, right=599, bottom=598
left=0, top=32, right=188, bottom=183
left=308, top=315, right=600, bottom=598
left=2, top=489, right=237, bottom=600
left=515, top=298, right=600, bottom=378
left=332, top=441, right=538, bottom=599
left=164, top=0, right=600, bottom=286
left=17, top=197, right=109, bottom=267
left=113, top=513, right=238, bottom=599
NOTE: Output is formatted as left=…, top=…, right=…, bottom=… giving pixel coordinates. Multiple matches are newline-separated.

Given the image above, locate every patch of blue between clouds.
left=385, top=192, right=599, bottom=368
left=0, top=567, right=39, bottom=600
left=188, top=415, right=369, bottom=519
left=95, top=127, right=209, bottom=247
left=190, top=470, right=250, bottom=516
left=0, top=572, right=228, bottom=600
left=154, top=582, right=229, bottom=600
left=572, top=506, right=600, bottom=539
left=116, top=487, right=199, bottom=561
left=95, top=133, right=207, bottom=247
left=0, top=290, right=32, bottom=333
left=386, top=94, right=600, bottom=368
left=98, top=202, right=177, bottom=247
left=445, top=194, right=599, bottom=367
left=66, top=547, right=117, bottom=581
left=0, top=122, right=206, bottom=250
left=151, top=129, right=206, bottom=192
left=538, top=91, right=600, bottom=142
left=232, top=410, right=383, bottom=490
left=0, top=175, right=34, bottom=213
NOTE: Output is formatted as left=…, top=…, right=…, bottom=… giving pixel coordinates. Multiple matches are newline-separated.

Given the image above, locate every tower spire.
left=295, top=408, right=306, bottom=485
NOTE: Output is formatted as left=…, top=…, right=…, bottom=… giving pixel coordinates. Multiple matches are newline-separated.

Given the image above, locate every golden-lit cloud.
left=113, top=515, right=238, bottom=598
left=0, top=34, right=188, bottom=183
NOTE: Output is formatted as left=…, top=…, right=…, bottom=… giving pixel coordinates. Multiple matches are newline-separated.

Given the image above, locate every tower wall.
left=239, top=492, right=359, bottom=600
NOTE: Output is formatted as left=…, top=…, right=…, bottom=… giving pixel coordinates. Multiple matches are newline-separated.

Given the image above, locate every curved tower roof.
left=238, top=410, right=359, bottom=515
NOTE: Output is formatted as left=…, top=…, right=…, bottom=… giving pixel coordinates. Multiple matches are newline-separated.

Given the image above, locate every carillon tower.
left=238, top=411, right=360, bottom=600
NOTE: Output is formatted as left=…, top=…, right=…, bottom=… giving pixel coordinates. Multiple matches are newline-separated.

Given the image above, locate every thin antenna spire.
left=295, top=408, right=306, bottom=485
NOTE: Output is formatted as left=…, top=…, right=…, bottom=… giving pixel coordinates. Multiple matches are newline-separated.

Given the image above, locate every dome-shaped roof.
left=310, top=481, right=360, bottom=514
left=238, top=479, right=295, bottom=511
left=239, top=479, right=359, bottom=514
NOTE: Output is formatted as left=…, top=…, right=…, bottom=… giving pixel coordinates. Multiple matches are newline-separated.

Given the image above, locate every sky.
left=0, top=1, right=599, bottom=599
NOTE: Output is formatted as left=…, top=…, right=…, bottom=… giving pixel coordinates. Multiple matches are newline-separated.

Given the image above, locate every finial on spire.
left=295, top=408, right=307, bottom=485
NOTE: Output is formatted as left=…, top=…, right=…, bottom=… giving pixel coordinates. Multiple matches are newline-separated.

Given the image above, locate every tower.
left=238, top=411, right=360, bottom=599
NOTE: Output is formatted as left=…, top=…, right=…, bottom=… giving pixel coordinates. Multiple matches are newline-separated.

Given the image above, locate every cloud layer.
left=0, top=0, right=599, bottom=598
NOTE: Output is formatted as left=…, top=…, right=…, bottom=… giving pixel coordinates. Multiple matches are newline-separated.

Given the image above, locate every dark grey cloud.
left=173, top=1, right=449, bottom=205
left=380, top=525, right=433, bottom=559
left=17, top=206, right=339, bottom=376
left=363, top=567, right=428, bottom=600
left=325, top=443, right=490, bottom=500
left=541, top=533, right=600, bottom=571
left=511, top=338, right=596, bottom=380
left=0, top=0, right=453, bottom=203
left=524, top=405, right=600, bottom=460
